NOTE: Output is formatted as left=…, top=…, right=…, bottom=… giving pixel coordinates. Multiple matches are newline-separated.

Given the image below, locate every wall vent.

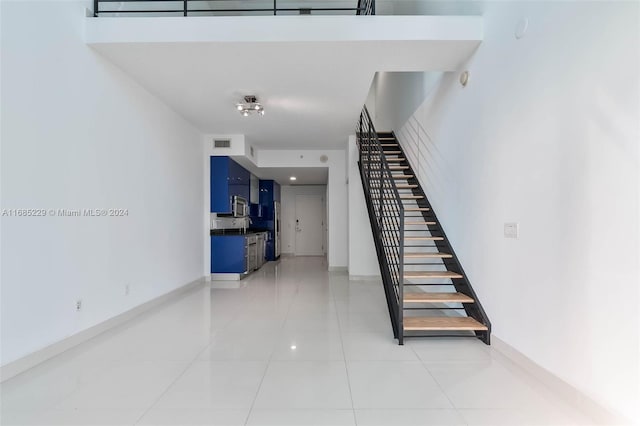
left=214, top=139, right=231, bottom=148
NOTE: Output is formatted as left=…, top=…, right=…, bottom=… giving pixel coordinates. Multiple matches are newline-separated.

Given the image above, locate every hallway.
left=2, top=257, right=595, bottom=425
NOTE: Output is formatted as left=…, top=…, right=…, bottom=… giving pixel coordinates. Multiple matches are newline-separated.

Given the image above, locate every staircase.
left=356, top=106, right=491, bottom=345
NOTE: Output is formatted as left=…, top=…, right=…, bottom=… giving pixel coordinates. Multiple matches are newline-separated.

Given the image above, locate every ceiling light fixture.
left=236, top=95, right=265, bottom=117
left=290, top=176, right=297, bottom=181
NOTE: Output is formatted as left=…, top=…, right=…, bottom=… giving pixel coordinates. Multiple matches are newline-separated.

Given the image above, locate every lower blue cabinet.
left=264, top=237, right=273, bottom=262
left=211, top=235, right=247, bottom=273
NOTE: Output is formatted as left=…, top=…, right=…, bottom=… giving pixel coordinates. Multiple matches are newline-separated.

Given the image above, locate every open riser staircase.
left=356, top=106, right=491, bottom=345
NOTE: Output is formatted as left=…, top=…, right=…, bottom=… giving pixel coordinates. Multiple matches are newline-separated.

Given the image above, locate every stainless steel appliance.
left=274, top=201, right=281, bottom=258
left=247, top=234, right=257, bottom=271
left=256, top=233, right=266, bottom=269
left=210, top=213, right=249, bottom=231
left=231, top=195, right=249, bottom=218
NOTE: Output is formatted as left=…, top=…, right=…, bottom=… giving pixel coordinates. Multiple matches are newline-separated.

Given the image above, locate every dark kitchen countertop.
left=210, top=229, right=270, bottom=236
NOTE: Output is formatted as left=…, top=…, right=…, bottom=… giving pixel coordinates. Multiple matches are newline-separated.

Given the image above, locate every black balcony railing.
left=93, top=0, right=375, bottom=17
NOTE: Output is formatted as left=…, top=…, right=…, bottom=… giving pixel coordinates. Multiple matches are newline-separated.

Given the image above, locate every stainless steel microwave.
left=232, top=195, right=248, bottom=217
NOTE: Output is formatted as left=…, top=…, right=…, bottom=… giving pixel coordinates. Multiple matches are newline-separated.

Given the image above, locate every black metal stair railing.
left=356, top=106, right=404, bottom=340
left=94, top=0, right=375, bottom=17
left=356, top=0, right=374, bottom=15
left=357, top=108, right=491, bottom=345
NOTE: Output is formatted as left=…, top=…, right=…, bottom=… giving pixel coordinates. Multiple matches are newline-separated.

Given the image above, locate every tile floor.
left=1, top=257, right=598, bottom=425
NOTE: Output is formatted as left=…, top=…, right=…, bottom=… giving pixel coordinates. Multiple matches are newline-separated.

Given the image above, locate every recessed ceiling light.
left=290, top=345, right=297, bottom=350
left=290, top=176, right=297, bottom=181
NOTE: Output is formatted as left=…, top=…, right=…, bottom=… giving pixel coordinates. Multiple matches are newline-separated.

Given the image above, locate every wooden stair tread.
left=404, top=271, right=463, bottom=279
left=404, top=316, right=487, bottom=331
left=396, top=185, right=418, bottom=189
left=404, top=292, right=474, bottom=303
left=405, top=207, right=430, bottom=211
left=406, top=221, right=437, bottom=225
left=405, top=236, right=444, bottom=240
left=382, top=143, right=398, bottom=147
left=405, top=252, right=452, bottom=258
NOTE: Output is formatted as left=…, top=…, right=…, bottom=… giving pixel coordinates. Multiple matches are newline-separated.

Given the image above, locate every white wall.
left=1, top=1, right=204, bottom=366
left=371, top=71, right=443, bottom=132
left=347, top=136, right=380, bottom=278
left=374, top=1, right=639, bottom=422
left=280, top=185, right=327, bottom=255
left=257, top=149, right=348, bottom=269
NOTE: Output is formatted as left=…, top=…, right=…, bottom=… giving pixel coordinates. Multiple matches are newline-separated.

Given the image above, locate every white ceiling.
left=255, top=167, right=328, bottom=185
left=87, top=16, right=482, bottom=149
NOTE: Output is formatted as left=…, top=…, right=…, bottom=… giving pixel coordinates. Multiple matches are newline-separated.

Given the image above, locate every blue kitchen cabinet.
left=211, top=235, right=247, bottom=273
left=258, top=180, right=281, bottom=220
left=210, top=157, right=250, bottom=213
left=265, top=238, right=275, bottom=262
left=228, top=158, right=250, bottom=202
left=274, top=181, right=281, bottom=203
left=256, top=180, right=280, bottom=261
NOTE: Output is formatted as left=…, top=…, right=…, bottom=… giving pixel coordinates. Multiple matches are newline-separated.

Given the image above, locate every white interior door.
left=294, top=194, right=325, bottom=256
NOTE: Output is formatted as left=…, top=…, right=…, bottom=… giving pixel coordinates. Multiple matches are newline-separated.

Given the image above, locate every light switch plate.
left=504, top=222, right=519, bottom=239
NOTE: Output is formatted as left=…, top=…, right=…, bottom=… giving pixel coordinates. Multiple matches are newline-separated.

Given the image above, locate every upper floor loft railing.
left=93, top=0, right=375, bottom=17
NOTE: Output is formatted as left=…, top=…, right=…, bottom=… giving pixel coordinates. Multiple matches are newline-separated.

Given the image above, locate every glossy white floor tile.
left=152, top=361, right=267, bottom=410
left=198, top=331, right=279, bottom=361
left=137, top=408, right=248, bottom=426
left=425, top=361, right=555, bottom=410
left=408, top=339, right=493, bottom=364
left=0, top=257, right=596, bottom=426
left=347, top=361, right=453, bottom=409
left=343, top=332, right=419, bottom=361
left=355, top=409, right=466, bottom=426
left=252, top=361, right=352, bottom=409
left=30, top=409, right=146, bottom=426
left=246, top=409, right=356, bottom=426
left=272, top=331, right=344, bottom=361
left=56, top=362, right=191, bottom=410
left=458, top=408, right=600, bottom=426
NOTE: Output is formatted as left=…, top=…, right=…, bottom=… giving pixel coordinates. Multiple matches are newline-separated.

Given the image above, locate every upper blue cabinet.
left=258, top=180, right=281, bottom=220
left=210, top=157, right=250, bottom=213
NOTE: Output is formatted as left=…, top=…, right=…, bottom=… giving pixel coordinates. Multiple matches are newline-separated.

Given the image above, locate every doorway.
left=294, top=194, right=325, bottom=256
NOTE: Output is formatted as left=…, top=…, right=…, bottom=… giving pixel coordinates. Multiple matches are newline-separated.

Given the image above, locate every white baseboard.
left=0, top=276, right=206, bottom=383
left=348, top=274, right=381, bottom=280
left=492, top=336, right=631, bottom=425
